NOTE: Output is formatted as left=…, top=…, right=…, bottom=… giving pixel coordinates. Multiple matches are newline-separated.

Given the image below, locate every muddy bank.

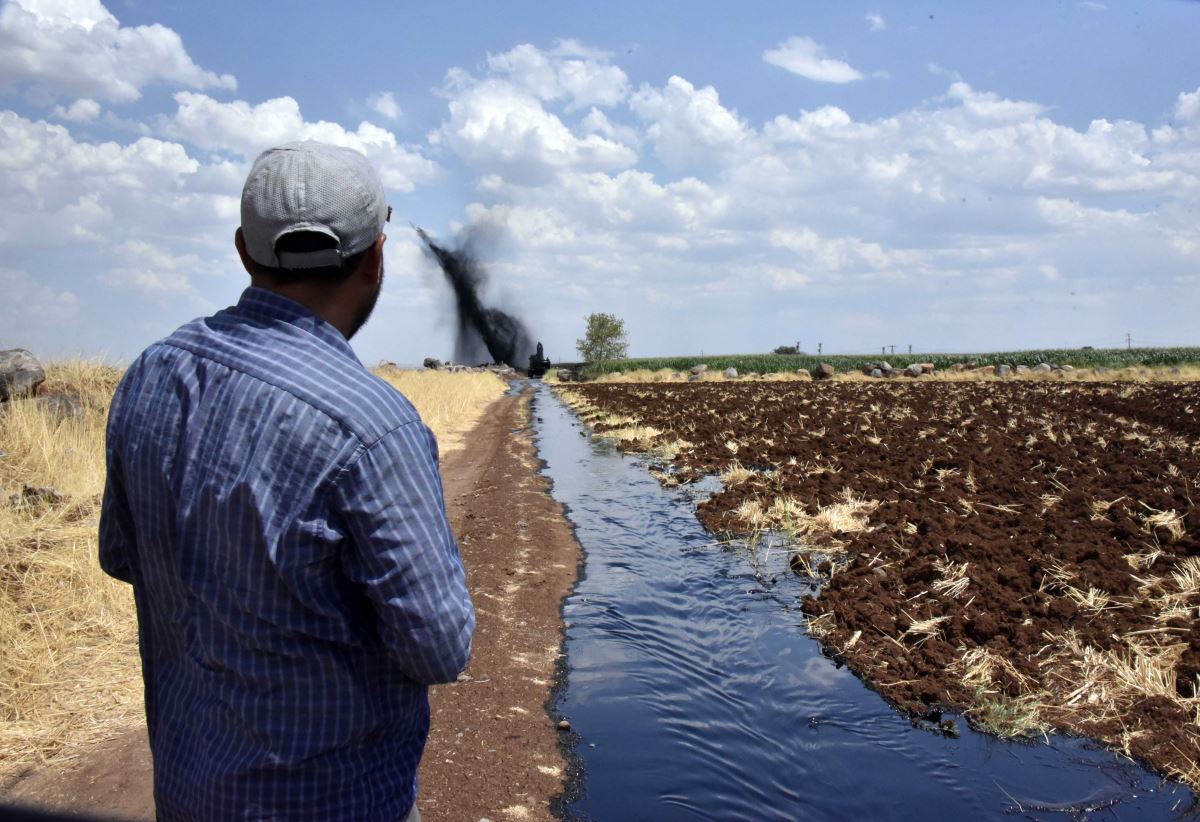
left=561, top=380, right=1200, bottom=791
left=419, top=388, right=580, bottom=821
left=5, top=388, right=579, bottom=821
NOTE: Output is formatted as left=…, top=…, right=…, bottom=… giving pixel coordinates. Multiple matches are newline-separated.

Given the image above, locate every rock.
left=815, top=363, right=836, bottom=380
left=996, top=364, right=1011, bottom=378
left=1061, top=364, right=1074, bottom=372
left=8, top=484, right=67, bottom=510
left=919, top=363, right=935, bottom=374
left=27, top=394, right=85, bottom=421
left=747, top=372, right=760, bottom=379
left=976, top=365, right=996, bottom=375
left=870, top=369, right=883, bottom=378
left=795, top=369, right=810, bottom=379
left=1094, top=366, right=1110, bottom=375
left=878, top=361, right=892, bottom=372
left=556, top=369, right=574, bottom=382
left=422, top=357, right=442, bottom=370
left=951, top=363, right=965, bottom=372
left=691, top=364, right=708, bottom=375
left=688, top=374, right=701, bottom=382
left=965, top=360, right=978, bottom=370
left=0, top=349, right=45, bottom=401
left=557, top=719, right=572, bottom=732
left=1015, top=365, right=1030, bottom=374
left=723, top=367, right=739, bottom=379
left=1033, top=363, right=1052, bottom=373
left=904, top=363, right=923, bottom=378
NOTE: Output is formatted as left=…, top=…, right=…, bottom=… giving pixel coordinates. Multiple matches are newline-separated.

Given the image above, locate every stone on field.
left=556, top=369, right=575, bottom=382
left=691, top=364, right=708, bottom=375
left=1061, top=364, right=1074, bottom=371
left=796, top=368, right=811, bottom=379
left=1015, top=365, right=1030, bottom=374
left=996, top=364, right=1011, bottom=377
left=688, top=374, right=701, bottom=382
left=422, top=357, right=442, bottom=370
left=870, top=369, right=883, bottom=378
left=27, top=394, right=85, bottom=421
left=815, top=363, right=836, bottom=380
left=951, top=363, right=965, bottom=372
left=723, top=367, right=739, bottom=379
left=1033, top=363, right=1052, bottom=373
left=919, top=363, right=935, bottom=374
left=977, top=365, right=996, bottom=375
left=879, top=361, right=892, bottom=372
left=904, top=363, right=923, bottom=378
left=0, top=348, right=45, bottom=401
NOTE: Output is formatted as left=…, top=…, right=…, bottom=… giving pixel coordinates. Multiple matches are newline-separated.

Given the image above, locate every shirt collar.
left=233, top=287, right=363, bottom=366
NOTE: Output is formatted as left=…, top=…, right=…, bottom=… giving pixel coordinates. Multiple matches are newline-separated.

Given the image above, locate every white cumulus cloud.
left=368, top=91, right=401, bottom=120
left=431, top=77, right=636, bottom=185
left=0, top=0, right=236, bottom=104
left=51, top=96, right=99, bottom=121
left=866, top=12, right=886, bottom=31
left=629, top=76, right=750, bottom=170
left=160, top=92, right=438, bottom=192
left=1176, top=86, right=1200, bottom=123
left=486, top=40, right=629, bottom=109
left=763, top=36, right=864, bottom=83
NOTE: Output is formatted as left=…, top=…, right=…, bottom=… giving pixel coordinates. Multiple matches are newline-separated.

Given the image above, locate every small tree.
left=576, top=312, right=629, bottom=364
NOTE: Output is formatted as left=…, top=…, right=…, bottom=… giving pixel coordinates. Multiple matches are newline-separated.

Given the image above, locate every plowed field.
left=558, top=380, right=1200, bottom=789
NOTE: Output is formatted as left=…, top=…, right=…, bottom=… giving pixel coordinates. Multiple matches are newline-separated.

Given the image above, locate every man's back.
left=100, top=287, right=473, bottom=820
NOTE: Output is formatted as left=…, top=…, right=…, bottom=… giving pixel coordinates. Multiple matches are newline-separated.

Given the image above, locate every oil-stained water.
left=533, top=384, right=1196, bottom=821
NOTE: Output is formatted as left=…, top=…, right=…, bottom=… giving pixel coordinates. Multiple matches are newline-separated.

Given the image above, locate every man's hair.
left=250, top=231, right=369, bottom=284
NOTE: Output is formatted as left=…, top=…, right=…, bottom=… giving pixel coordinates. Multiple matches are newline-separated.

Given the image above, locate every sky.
left=1, top=0, right=1198, bottom=365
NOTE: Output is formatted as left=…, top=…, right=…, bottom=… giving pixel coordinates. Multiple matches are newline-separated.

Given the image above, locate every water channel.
left=531, top=383, right=1197, bottom=821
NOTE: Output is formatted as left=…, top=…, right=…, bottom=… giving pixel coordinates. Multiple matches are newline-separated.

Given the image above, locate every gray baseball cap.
left=240, top=141, right=390, bottom=270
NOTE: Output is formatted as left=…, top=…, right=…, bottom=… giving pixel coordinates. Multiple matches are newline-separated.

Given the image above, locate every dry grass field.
left=0, top=361, right=506, bottom=788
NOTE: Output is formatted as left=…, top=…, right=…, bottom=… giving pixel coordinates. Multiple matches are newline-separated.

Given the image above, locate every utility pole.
left=908, top=344, right=912, bottom=355
left=1126, top=332, right=1132, bottom=350
left=818, top=342, right=822, bottom=355
left=890, top=345, right=896, bottom=356
left=795, top=341, right=800, bottom=353
left=881, top=345, right=886, bottom=356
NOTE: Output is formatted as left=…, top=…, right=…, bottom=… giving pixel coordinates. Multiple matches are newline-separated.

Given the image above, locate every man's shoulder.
left=127, top=315, right=422, bottom=447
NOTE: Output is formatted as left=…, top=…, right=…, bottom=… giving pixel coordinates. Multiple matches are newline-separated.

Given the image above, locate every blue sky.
left=1, top=0, right=1198, bottom=365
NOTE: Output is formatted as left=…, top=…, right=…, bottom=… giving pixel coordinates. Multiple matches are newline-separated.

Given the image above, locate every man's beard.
left=347, top=259, right=383, bottom=340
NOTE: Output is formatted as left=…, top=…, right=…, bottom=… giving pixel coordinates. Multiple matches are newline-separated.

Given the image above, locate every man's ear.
left=360, top=233, right=386, bottom=284
left=234, top=228, right=255, bottom=275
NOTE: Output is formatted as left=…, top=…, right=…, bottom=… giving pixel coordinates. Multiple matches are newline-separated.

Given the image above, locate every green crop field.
left=580, top=347, right=1200, bottom=378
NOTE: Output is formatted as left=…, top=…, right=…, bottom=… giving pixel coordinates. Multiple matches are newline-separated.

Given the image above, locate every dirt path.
left=5, top=388, right=580, bottom=821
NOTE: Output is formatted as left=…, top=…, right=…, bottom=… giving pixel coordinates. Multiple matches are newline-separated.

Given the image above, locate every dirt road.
left=5, top=388, right=580, bottom=821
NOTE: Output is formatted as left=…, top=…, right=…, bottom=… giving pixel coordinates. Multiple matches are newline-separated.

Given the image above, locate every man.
left=100, top=141, right=474, bottom=821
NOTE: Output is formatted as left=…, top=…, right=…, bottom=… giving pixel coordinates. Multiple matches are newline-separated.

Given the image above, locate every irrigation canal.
left=531, top=383, right=1196, bottom=821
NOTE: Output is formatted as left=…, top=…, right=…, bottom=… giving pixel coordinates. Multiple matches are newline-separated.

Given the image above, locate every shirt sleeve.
left=334, top=421, right=475, bottom=684
left=98, top=403, right=136, bottom=585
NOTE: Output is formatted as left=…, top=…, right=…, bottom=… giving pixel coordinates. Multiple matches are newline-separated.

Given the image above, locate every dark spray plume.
left=416, top=227, right=535, bottom=370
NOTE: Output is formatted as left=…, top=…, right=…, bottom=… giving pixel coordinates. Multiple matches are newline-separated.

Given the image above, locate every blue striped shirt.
left=99, top=287, right=474, bottom=821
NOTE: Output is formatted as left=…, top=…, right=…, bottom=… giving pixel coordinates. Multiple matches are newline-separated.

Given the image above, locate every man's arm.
left=98, top=432, right=136, bottom=585
left=335, top=421, right=475, bottom=684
